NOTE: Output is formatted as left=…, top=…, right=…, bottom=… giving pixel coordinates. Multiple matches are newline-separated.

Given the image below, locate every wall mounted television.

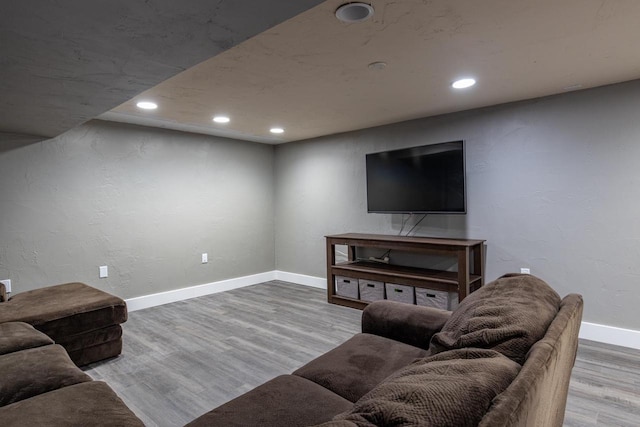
left=366, top=140, right=466, bottom=214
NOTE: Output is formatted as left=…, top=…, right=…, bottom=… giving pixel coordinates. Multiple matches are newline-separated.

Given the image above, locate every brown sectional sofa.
left=0, top=321, right=143, bottom=426
left=1, top=274, right=582, bottom=426
left=187, top=274, right=583, bottom=427
left=0, top=282, right=127, bottom=366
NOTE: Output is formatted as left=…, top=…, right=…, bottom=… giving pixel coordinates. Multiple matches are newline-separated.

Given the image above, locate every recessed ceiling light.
left=452, top=78, right=476, bottom=89
left=213, top=116, right=230, bottom=123
left=270, top=127, right=284, bottom=134
left=136, top=101, right=158, bottom=110
left=335, top=2, right=374, bottom=23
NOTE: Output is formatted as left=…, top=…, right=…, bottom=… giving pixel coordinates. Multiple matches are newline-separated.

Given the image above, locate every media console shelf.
left=326, top=233, right=485, bottom=310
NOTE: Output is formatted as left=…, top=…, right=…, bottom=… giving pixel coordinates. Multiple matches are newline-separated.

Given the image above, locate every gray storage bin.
left=335, top=276, right=359, bottom=299
left=358, top=279, right=385, bottom=302
left=415, top=288, right=458, bottom=310
left=449, top=293, right=459, bottom=310
left=385, top=283, right=415, bottom=304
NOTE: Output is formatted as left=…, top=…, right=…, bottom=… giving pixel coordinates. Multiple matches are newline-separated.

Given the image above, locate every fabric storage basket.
left=335, top=276, right=359, bottom=299
left=358, top=279, right=385, bottom=302
left=385, top=283, right=415, bottom=304
left=415, top=288, right=451, bottom=310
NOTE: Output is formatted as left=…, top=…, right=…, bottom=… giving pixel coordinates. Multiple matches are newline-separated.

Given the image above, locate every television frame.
left=365, top=140, right=467, bottom=215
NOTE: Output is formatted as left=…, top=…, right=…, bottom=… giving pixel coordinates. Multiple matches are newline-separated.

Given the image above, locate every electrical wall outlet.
left=520, top=268, right=531, bottom=274
left=201, top=253, right=208, bottom=264
left=0, top=279, right=11, bottom=293
left=99, top=266, right=108, bottom=278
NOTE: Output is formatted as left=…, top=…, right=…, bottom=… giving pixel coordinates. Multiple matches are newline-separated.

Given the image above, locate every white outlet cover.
left=0, top=279, right=11, bottom=293
left=201, top=253, right=208, bottom=264
left=520, top=268, right=531, bottom=274
left=99, top=266, right=108, bottom=278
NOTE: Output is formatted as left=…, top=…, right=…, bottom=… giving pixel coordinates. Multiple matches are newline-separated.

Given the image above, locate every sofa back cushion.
left=429, top=274, right=561, bottom=364
left=478, top=294, right=584, bottom=427
left=0, top=344, right=92, bottom=407
left=0, top=322, right=54, bottom=356
left=325, top=348, right=520, bottom=427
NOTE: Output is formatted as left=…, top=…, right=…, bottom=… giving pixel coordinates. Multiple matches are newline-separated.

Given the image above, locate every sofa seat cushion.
left=186, top=375, right=353, bottom=427
left=429, top=274, right=561, bottom=364
left=0, top=322, right=54, bottom=356
left=0, top=282, right=127, bottom=339
left=293, top=333, right=428, bottom=402
left=0, top=381, right=145, bottom=427
left=323, top=348, right=520, bottom=427
left=0, top=344, right=92, bottom=406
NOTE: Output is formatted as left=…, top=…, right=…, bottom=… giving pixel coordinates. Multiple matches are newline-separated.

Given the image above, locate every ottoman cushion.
left=56, top=324, right=123, bottom=353
left=0, top=282, right=128, bottom=365
left=67, top=334, right=123, bottom=367
left=0, top=282, right=127, bottom=339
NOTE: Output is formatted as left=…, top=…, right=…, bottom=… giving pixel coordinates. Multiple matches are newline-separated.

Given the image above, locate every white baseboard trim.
left=274, top=271, right=326, bottom=289
left=125, top=271, right=326, bottom=312
left=126, top=271, right=277, bottom=312
left=579, top=321, right=640, bottom=350
left=126, top=272, right=640, bottom=350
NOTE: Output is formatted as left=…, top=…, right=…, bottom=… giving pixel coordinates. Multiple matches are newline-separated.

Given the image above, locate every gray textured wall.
left=2, top=80, right=640, bottom=331
left=274, top=80, right=640, bottom=330
left=0, top=121, right=275, bottom=299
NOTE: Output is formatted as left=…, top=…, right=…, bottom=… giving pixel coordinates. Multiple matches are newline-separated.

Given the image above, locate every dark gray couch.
left=187, top=274, right=583, bottom=427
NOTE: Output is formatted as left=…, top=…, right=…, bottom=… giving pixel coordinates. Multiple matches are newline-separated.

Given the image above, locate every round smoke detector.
left=335, top=2, right=374, bottom=23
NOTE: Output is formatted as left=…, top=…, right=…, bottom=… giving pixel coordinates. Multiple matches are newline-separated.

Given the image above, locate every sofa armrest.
left=362, top=300, right=452, bottom=350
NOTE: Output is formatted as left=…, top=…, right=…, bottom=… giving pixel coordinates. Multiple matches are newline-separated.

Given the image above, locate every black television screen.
left=366, top=141, right=466, bottom=214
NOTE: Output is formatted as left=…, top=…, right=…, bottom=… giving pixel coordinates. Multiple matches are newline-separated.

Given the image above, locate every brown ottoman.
left=0, top=282, right=127, bottom=366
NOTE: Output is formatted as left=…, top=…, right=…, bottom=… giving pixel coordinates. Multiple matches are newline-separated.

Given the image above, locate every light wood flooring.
left=83, top=281, right=640, bottom=427
left=564, top=339, right=640, bottom=426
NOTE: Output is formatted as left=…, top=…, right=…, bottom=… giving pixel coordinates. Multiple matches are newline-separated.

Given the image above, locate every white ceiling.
left=100, top=0, right=640, bottom=144
left=3, top=1, right=640, bottom=146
